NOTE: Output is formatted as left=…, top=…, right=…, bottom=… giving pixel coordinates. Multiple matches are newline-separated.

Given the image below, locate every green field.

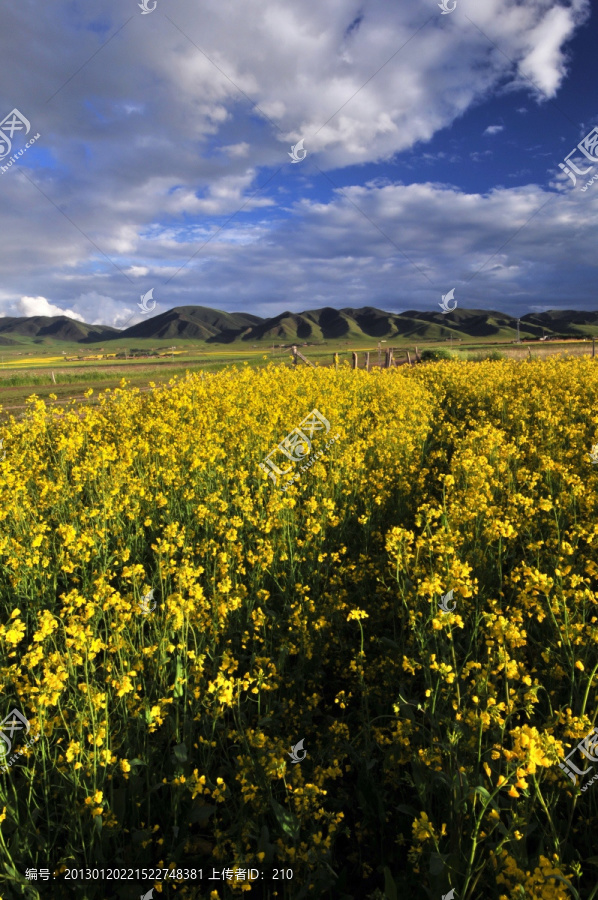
left=0, top=335, right=596, bottom=418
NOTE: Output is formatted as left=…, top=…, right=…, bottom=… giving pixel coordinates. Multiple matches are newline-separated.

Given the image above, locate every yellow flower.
left=411, top=812, right=439, bottom=843
left=2, top=354, right=598, bottom=891
left=65, top=741, right=81, bottom=763
left=347, top=610, right=369, bottom=621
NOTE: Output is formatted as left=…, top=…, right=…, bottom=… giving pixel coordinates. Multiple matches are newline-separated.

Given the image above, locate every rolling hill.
left=0, top=315, right=118, bottom=343
left=1, top=305, right=598, bottom=347
left=121, top=306, right=261, bottom=342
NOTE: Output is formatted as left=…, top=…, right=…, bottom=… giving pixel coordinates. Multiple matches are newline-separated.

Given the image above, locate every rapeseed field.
left=1, top=358, right=598, bottom=900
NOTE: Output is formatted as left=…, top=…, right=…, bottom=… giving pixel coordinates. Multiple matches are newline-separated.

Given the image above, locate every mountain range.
left=2, top=305, right=598, bottom=345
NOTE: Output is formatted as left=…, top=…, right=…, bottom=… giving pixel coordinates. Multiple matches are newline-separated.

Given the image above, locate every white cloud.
left=16, top=296, right=85, bottom=320
left=483, top=125, right=504, bottom=136
left=0, top=0, right=592, bottom=324
left=6, top=169, right=598, bottom=325
left=517, top=0, right=589, bottom=98
left=223, top=142, right=250, bottom=158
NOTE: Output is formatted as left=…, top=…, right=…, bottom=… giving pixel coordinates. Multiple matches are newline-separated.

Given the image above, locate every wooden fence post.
left=334, top=353, right=338, bottom=370
left=352, top=352, right=357, bottom=369
left=389, top=349, right=394, bottom=367
left=407, top=350, right=412, bottom=366
left=294, top=347, right=316, bottom=367
left=292, top=345, right=298, bottom=366
left=528, top=348, right=532, bottom=359
left=384, top=350, right=390, bottom=368
left=365, top=352, right=370, bottom=372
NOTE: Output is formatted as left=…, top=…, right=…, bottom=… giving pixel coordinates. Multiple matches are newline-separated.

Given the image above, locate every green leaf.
left=258, top=825, right=275, bottom=866
left=429, top=852, right=448, bottom=876
left=380, top=637, right=401, bottom=650
left=271, top=799, right=300, bottom=841
left=173, top=743, right=187, bottom=763
left=383, top=866, right=398, bottom=900
left=258, top=825, right=271, bottom=848
left=3, top=862, right=20, bottom=881
left=431, top=772, right=451, bottom=789
left=473, top=785, right=500, bottom=814
left=397, top=804, right=418, bottom=817
left=173, top=656, right=185, bottom=698
left=400, top=704, right=416, bottom=724
left=190, top=803, right=216, bottom=824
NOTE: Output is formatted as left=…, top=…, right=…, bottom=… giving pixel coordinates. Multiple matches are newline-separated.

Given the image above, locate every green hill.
left=0, top=315, right=117, bottom=343
left=2, top=305, right=598, bottom=347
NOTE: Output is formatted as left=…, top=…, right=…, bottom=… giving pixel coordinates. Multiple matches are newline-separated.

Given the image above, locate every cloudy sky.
left=0, top=0, right=596, bottom=327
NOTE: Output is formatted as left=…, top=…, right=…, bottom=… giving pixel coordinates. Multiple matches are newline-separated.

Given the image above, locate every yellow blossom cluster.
left=0, top=357, right=597, bottom=898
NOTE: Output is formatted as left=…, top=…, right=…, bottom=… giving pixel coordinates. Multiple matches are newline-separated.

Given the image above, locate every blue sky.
left=0, top=0, right=596, bottom=327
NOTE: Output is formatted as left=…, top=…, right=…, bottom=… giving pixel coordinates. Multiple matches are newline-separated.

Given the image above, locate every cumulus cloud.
left=16, top=296, right=85, bottom=320
left=516, top=0, right=589, bottom=98
left=19, top=177, right=590, bottom=324
left=484, top=125, right=504, bottom=136
left=0, top=0, right=592, bottom=323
